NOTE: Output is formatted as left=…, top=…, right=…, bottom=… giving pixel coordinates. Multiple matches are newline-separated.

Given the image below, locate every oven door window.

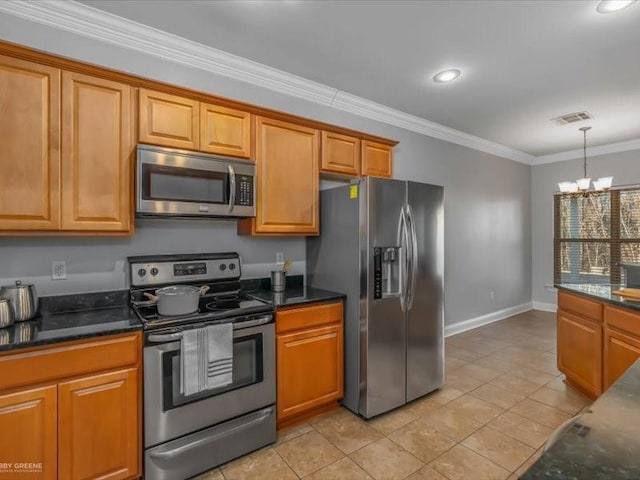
left=162, top=333, right=263, bottom=411
left=143, top=164, right=228, bottom=205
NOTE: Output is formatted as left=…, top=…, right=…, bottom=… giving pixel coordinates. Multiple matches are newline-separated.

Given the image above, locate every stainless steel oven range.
left=128, top=253, right=275, bottom=480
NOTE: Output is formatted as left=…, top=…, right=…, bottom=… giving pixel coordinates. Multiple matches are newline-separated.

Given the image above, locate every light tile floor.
left=196, top=310, right=590, bottom=480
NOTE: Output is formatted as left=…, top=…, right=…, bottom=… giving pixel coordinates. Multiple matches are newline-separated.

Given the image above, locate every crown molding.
left=0, top=0, right=536, bottom=165
left=533, top=137, right=640, bottom=165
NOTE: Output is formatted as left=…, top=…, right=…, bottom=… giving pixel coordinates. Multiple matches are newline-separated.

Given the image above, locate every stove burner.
left=206, top=300, right=241, bottom=311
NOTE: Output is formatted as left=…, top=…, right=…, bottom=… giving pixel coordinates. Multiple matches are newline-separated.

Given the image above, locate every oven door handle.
left=147, top=332, right=184, bottom=343
left=146, top=315, right=273, bottom=343
left=148, top=407, right=274, bottom=460
left=227, top=164, right=236, bottom=213
left=234, top=314, right=273, bottom=329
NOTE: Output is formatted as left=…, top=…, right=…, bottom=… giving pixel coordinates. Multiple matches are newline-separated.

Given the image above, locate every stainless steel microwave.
left=136, top=145, right=256, bottom=218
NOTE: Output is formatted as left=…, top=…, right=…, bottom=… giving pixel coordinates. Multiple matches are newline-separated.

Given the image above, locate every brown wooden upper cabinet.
left=0, top=55, right=61, bottom=231
left=200, top=102, right=252, bottom=158
left=139, top=89, right=199, bottom=150
left=0, top=56, right=133, bottom=234
left=238, top=116, right=319, bottom=235
left=61, top=72, right=133, bottom=232
left=321, top=131, right=360, bottom=176
left=362, top=140, right=393, bottom=177
left=139, top=89, right=252, bottom=158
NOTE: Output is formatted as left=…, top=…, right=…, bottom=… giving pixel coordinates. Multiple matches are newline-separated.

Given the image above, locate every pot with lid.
left=144, top=285, right=209, bottom=316
left=0, top=280, right=38, bottom=321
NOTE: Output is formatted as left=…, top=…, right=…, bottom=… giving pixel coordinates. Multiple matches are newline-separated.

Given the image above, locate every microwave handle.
left=228, top=165, right=236, bottom=213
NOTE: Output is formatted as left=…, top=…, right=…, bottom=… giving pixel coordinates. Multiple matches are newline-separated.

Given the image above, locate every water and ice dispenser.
left=374, top=246, right=401, bottom=299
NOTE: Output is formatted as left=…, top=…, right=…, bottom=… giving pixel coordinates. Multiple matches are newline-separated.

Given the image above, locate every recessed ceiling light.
left=433, top=69, right=461, bottom=83
left=596, top=0, right=637, bottom=13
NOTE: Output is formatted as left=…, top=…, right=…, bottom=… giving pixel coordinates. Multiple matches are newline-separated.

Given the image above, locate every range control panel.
left=128, top=253, right=240, bottom=287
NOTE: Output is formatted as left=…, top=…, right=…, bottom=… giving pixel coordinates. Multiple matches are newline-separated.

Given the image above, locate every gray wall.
left=0, top=14, right=532, bottom=326
left=531, top=149, right=640, bottom=307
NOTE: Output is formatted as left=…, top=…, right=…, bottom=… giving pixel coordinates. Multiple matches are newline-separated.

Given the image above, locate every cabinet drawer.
left=277, top=301, right=343, bottom=334
left=558, top=291, right=603, bottom=322
left=0, top=332, right=141, bottom=392
left=605, top=305, right=640, bottom=337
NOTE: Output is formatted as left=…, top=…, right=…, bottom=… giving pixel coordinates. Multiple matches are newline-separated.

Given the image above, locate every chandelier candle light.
left=558, top=126, right=614, bottom=194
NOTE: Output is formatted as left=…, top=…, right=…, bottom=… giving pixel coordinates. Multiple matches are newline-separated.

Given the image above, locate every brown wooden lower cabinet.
left=558, top=291, right=640, bottom=398
left=604, top=327, right=640, bottom=390
left=276, top=301, right=344, bottom=429
left=0, top=332, right=142, bottom=480
left=58, top=368, right=139, bottom=480
left=557, top=310, right=602, bottom=397
left=0, top=385, right=57, bottom=480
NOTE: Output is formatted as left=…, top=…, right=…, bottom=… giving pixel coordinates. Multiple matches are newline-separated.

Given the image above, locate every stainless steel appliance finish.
left=145, top=406, right=275, bottom=480
left=0, top=280, right=38, bottom=321
left=129, top=252, right=276, bottom=480
left=307, top=178, right=444, bottom=418
left=0, top=299, right=15, bottom=328
left=136, top=144, right=256, bottom=218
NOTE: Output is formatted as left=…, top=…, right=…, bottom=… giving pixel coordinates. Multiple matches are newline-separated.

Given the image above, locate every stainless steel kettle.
left=0, top=281, right=38, bottom=321
left=0, top=299, right=15, bottom=328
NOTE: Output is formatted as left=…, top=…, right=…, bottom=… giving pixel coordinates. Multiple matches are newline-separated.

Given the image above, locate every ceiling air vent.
left=551, top=111, right=593, bottom=125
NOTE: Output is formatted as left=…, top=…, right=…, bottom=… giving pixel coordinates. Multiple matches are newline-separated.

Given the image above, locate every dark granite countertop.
left=241, top=274, right=345, bottom=308
left=247, top=287, right=345, bottom=308
left=556, top=284, right=640, bottom=313
left=521, top=358, right=640, bottom=479
left=0, top=290, right=141, bottom=353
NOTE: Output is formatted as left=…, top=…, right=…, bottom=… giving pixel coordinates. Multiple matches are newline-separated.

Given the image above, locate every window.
left=554, top=187, right=640, bottom=285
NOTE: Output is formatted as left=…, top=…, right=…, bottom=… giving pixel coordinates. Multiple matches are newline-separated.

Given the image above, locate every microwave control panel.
left=235, top=175, right=254, bottom=206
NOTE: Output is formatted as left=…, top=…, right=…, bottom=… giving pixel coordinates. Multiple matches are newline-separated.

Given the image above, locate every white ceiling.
left=69, top=1, right=640, bottom=157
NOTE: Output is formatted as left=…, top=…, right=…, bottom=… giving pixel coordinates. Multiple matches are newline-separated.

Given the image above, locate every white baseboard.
left=532, top=301, right=557, bottom=312
left=445, top=302, right=533, bottom=338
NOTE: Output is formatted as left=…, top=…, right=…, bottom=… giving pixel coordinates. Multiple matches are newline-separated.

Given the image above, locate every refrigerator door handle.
left=397, top=206, right=409, bottom=312
left=406, top=204, right=419, bottom=310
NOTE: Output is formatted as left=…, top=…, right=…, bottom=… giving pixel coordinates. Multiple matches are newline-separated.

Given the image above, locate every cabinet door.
left=321, top=131, right=360, bottom=176
left=557, top=310, right=602, bottom=396
left=604, top=327, right=640, bottom=389
left=362, top=140, right=393, bottom=178
left=139, top=89, right=199, bottom=149
left=277, top=324, right=343, bottom=421
left=0, top=385, right=57, bottom=480
left=200, top=103, right=251, bottom=158
left=252, top=116, right=319, bottom=234
left=61, top=72, right=132, bottom=231
left=59, top=368, right=139, bottom=480
left=0, top=55, right=60, bottom=230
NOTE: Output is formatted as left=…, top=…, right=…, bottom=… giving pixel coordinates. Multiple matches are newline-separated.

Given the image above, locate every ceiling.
left=75, top=0, right=640, bottom=157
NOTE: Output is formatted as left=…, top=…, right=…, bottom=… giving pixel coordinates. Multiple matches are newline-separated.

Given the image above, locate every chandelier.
left=557, top=126, right=613, bottom=194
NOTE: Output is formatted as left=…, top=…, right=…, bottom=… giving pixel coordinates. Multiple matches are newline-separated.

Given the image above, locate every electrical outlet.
left=52, top=261, right=67, bottom=280
left=276, top=252, right=284, bottom=265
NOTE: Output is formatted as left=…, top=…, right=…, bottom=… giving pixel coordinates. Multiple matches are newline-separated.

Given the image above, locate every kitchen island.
left=521, top=356, right=640, bottom=479
left=555, top=284, right=640, bottom=397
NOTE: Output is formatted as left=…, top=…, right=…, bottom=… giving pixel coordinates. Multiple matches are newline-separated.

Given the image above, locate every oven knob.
left=219, top=264, right=227, bottom=271
left=137, top=268, right=147, bottom=277
left=229, top=263, right=236, bottom=270
left=150, top=268, right=159, bottom=276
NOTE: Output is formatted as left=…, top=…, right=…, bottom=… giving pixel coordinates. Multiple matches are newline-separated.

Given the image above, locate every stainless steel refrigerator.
left=307, top=177, right=444, bottom=418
